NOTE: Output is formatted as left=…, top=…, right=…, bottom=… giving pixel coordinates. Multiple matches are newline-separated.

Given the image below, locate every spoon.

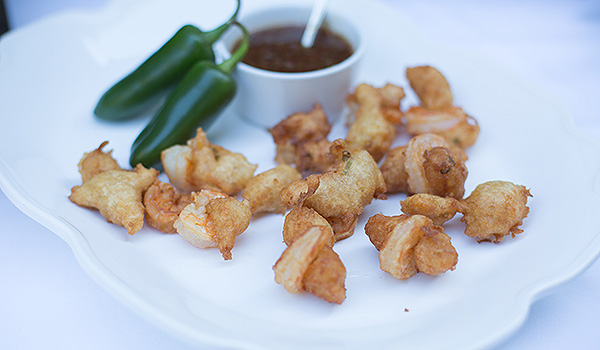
left=300, top=0, right=330, bottom=48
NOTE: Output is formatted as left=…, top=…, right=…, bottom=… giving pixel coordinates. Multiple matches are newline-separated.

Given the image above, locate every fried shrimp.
left=460, top=180, right=531, bottom=243
left=281, top=139, right=387, bottom=240
left=242, top=164, right=302, bottom=215
left=174, top=190, right=251, bottom=260
left=406, top=66, right=453, bottom=110
left=274, top=225, right=347, bottom=304
left=282, top=206, right=335, bottom=247
left=77, top=141, right=121, bottom=183
left=404, top=106, right=480, bottom=149
left=345, top=83, right=399, bottom=162
left=273, top=226, right=332, bottom=294
left=404, top=134, right=468, bottom=199
left=400, top=193, right=461, bottom=225
left=270, top=104, right=331, bottom=166
left=143, top=180, right=192, bottom=233
left=365, top=214, right=457, bottom=279
left=69, top=164, right=158, bottom=235
left=161, top=128, right=257, bottom=195
left=379, top=145, right=409, bottom=194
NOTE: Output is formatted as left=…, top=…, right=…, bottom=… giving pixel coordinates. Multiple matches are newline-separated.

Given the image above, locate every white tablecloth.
left=2, top=0, right=599, bottom=349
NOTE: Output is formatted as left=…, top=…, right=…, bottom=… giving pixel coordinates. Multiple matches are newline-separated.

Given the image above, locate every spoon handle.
left=301, top=0, right=330, bottom=48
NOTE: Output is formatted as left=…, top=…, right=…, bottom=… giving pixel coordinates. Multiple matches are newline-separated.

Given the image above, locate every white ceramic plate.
left=2, top=0, right=600, bottom=349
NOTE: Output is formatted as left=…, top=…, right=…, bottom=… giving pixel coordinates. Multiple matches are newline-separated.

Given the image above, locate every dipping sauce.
left=239, top=25, right=353, bottom=73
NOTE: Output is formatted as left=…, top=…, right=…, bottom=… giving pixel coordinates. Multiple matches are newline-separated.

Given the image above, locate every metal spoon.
left=300, top=0, right=330, bottom=48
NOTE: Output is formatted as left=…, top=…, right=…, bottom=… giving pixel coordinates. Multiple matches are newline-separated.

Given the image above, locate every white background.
left=1, top=0, right=599, bottom=349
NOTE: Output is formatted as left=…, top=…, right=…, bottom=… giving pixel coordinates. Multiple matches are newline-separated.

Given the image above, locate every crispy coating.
left=460, top=180, right=532, bottom=243
left=281, top=140, right=386, bottom=240
left=243, top=164, right=302, bottom=215
left=282, top=206, right=335, bottom=247
left=270, top=104, right=331, bottom=166
left=404, top=106, right=479, bottom=149
left=406, top=66, right=453, bottom=110
left=273, top=226, right=331, bottom=294
left=295, top=139, right=337, bottom=174
left=77, top=141, right=121, bottom=183
left=364, top=213, right=410, bottom=251
left=379, top=146, right=409, bottom=194
left=370, top=214, right=457, bottom=279
left=400, top=193, right=461, bottom=225
left=378, top=215, right=427, bottom=280
left=345, top=83, right=398, bottom=162
left=161, top=128, right=257, bottom=195
left=174, top=190, right=251, bottom=260
left=206, top=197, right=252, bottom=260
left=422, top=146, right=468, bottom=199
left=69, top=164, right=158, bottom=235
left=143, top=180, right=193, bottom=233
left=404, top=134, right=468, bottom=199
left=302, top=246, right=347, bottom=304
left=413, top=225, right=458, bottom=275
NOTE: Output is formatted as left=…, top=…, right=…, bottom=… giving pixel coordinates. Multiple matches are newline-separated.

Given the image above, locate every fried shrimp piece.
left=459, top=180, right=532, bottom=243
left=422, top=146, right=468, bottom=199
left=302, top=246, right=347, bottom=304
left=400, top=193, right=461, bottom=225
left=406, top=66, right=453, bottom=110
left=379, top=146, right=409, bottom=194
left=161, top=128, right=257, bottom=195
left=270, top=104, right=331, bottom=166
left=404, top=106, right=480, bottom=149
left=295, top=138, right=337, bottom=174
left=77, top=141, right=121, bottom=183
left=274, top=225, right=347, bottom=304
left=413, top=224, right=458, bottom=276
left=281, top=140, right=387, bottom=240
left=174, top=190, right=252, bottom=260
left=364, top=213, right=409, bottom=250
left=273, top=226, right=332, bottom=293
left=404, top=134, right=468, bottom=199
left=243, top=164, right=302, bottom=215
left=282, top=206, right=335, bottom=247
left=69, top=164, right=158, bottom=235
left=345, top=83, right=399, bottom=162
left=365, top=214, right=457, bottom=279
left=143, top=180, right=192, bottom=233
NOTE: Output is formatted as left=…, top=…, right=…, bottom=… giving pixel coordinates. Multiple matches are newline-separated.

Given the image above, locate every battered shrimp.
left=404, top=134, right=468, bottom=199
left=280, top=139, right=387, bottom=240
left=242, top=164, right=302, bottom=215
left=379, top=146, right=409, bottom=194
left=365, top=214, right=457, bottom=280
left=270, top=104, right=332, bottom=166
left=273, top=226, right=332, bottom=293
left=69, top=164, right=158, bottom=235
left=345, top=83, right=399, bottom=162
left=274, top=225, right=347, bottom=304
left=143, top=180, right=192, bottom=233
left=174, top=189, right=252, bottom=260
left=460, top=180, right=531, bottom=243
left=282, top=206, right=335, bottom=247
left=404, top=106, right=480, bottom=149
left=77, top=141, right=121, bottom=183
left=400, top=193, right=461, bottom=225
left=406, top=66, right=453, bottom=110
left=161, top=128, right=257, bottom=195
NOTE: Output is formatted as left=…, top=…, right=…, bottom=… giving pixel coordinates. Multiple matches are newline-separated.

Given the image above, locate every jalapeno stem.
left=219, top=21, right=249, bottom=74
left=202, top=0, right=241, bottom=44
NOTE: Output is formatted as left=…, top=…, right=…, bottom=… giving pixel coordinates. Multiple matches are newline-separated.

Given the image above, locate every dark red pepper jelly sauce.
left=239, top=25, right=353, bottom=73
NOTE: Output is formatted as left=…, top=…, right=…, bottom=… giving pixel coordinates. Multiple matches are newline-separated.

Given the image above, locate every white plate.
left=2, top=0, right=600, bottom=349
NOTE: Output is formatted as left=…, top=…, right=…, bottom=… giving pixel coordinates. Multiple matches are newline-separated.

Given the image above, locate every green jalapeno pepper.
left=129, top=22, right=249, bottom=169
left=94, top=0, right=241, bottom=121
